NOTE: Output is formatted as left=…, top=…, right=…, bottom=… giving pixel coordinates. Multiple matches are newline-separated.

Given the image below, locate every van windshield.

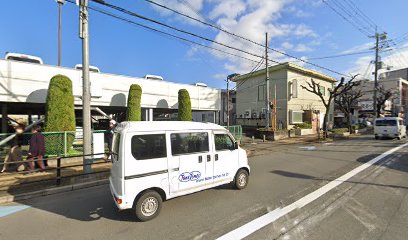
left=375, top=119, right=397, bottom=126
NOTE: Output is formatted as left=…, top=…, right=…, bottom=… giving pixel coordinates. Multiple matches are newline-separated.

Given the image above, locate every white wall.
left=0, top=60, right=221, bottom=111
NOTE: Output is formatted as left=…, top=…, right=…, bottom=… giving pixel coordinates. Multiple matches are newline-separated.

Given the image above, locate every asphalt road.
left=0, top=136, right=407, bottom=240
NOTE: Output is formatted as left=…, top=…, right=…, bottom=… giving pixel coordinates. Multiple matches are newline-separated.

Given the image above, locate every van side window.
left=131, top=134, right=167, bottom=160
left=214, top=134, right=234, bottom=151
left=171, top=132, right=209, bottom=155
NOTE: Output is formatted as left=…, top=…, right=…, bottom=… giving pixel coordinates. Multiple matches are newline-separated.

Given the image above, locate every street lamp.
left=57, top=0, right=65, bottom=66
left=226, top=73, right=240, bottom=128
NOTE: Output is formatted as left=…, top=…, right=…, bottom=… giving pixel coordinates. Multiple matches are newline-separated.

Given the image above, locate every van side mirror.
left=234, top=142, right=239, bottom=150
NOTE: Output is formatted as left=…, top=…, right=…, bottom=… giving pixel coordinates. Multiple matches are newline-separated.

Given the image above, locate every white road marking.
left=299, top=146, right=316, bottom=151
left=216, top=142, right=408, bottom=240
left=0, top=204, right=30, bottom=218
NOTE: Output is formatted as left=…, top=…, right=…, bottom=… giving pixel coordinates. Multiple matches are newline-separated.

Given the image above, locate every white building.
left=0, top=59, right=221, bottom=132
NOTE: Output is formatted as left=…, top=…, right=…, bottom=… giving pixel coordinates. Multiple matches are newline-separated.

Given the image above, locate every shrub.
left=127, top=84, right=142, bottom=121
left=178, top=89, right=192, bottom=121
left=294, top=122, right=312, bottom=129
left=44, top=75, right=76, bottom=155
left=331, top=128, right=349, bottom=134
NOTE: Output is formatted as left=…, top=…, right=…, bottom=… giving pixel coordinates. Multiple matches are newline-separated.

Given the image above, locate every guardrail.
left=0, top=153, right=110, bottom=190
left=0, top=130, right=109, bottom=158
left=224, top=125, right=243, bottom=141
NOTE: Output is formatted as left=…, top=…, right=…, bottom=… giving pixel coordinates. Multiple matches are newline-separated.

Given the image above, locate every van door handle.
left=207, top=155, right=211, bottom=162
left=215, top=154, right=218, bottom=161
left=198, top=156, right=203, bottom=163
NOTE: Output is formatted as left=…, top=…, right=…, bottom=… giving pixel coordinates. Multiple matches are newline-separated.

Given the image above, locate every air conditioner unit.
left=245, top=110, right=251, bottom=118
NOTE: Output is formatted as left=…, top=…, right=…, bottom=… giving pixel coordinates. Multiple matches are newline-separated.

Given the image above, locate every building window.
left=319, top=86, right=325, bottom=96
left=232, top=98, right=236, bottom=103
left=258, top=85, right=265, bottom=101
left=131, top=134, right=167, bottom=160
left=290, top=79, right=298, bottom=98
left=171, top=132, right=209, bottom=155
left=289, top=110, right=303, bottom=124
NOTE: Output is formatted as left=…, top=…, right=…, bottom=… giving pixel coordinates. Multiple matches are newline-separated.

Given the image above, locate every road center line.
left=216, top=142, right=408, bottom=240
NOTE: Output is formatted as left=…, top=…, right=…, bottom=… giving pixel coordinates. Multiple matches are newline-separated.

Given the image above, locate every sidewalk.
left=0, top=157, right=111, bottom=203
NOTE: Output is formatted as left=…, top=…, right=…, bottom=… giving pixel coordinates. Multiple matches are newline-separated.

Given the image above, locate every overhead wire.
left=88, top=0, right=279, bottom=66
left=136, top=0, right=351, bottom=77
left=65, top=0, right=262, bottom=66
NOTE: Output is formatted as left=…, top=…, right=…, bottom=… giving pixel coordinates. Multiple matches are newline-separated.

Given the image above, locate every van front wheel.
left=234, top=169, right=249, bottom=190
left=135, top=190, right=162, bottom=222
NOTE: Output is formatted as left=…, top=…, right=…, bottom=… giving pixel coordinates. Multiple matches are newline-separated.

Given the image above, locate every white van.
left=374, top=117, right=407, bottom=140
left=109, top=121, right=250, bottom=221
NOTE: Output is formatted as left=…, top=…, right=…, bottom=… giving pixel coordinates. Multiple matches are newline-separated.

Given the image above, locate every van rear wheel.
left=135, top=190, right=162, bottom=222
left=234, top=169, right=249, bottom=190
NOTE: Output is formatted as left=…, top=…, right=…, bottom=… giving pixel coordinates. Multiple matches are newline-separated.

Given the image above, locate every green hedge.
left=331, top=128, right=349, bottom=134
left=294, top=122, right=312, bottom=129
left=44, top=75, right=76, bottom=155
left=127, top=84, right=142, bottom=121
left=178, top=89, right=192, bottom=121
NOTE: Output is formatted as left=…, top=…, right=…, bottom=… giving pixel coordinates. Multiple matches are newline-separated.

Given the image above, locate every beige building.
left=233, top=62, right=337, bottom=130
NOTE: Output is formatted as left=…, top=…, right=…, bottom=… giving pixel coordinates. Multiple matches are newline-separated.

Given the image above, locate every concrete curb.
left=0, top=179, right=109, bottom=204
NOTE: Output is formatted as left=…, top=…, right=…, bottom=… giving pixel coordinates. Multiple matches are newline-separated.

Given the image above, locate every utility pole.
left=226, top=78, right=230, bottom=128
left=57, top=0, right=65, bottom=66
left=79, top=0, right=92, bottom=174
left=372, top=31, right=387, bottom=118
left=226, top=73, right=239, bottom=128
left=265, top=32, right=270, bottom=129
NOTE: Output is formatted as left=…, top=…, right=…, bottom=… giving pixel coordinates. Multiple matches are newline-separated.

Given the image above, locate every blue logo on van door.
left=179, top=171, right=201, bottom=182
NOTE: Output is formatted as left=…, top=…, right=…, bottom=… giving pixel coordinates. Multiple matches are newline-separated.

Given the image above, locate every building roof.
left=233, top=62, right=337, bottom=83
left=115, top=121, right=226, bottom=133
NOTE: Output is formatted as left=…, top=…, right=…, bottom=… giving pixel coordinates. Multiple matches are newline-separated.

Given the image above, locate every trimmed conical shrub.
left=44, top=74, right=76, bottom=155
left=127, top=84, right=142, bottom=121
left=178, top=89, right=192, bottom=121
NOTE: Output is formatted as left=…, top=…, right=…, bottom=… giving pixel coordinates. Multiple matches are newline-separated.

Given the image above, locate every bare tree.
left=376, top=85, right=393, bottom=117
left=301, top=75, right=359, bottom=138
left=335, top=86, right=363, bottom=133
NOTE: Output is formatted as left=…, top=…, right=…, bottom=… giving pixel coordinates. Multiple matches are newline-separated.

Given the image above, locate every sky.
left=1, top=0, right=408, bottom=89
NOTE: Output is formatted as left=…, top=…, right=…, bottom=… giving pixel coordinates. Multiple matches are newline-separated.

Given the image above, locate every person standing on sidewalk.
left=26, top=126, right=46, bottom=171
left=1, top=126, right=24, bottom=173
left=105, top=119, right=116, bottom=161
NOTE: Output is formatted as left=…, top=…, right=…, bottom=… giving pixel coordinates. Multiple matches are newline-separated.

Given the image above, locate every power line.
left=332, top=0, right=375, bottom=34
left=322, top=0, right=372, bottom=37
left=135, top=0, right=351, bottom=77
left=90, top=0, right=280, bottom=65
left=294, top=50, right=373, bottom=61
left=341, top=0, right=377, bottom=31
left=65, top=0, right=262, bottom=65
left=234, top=57, right=265, bottom=90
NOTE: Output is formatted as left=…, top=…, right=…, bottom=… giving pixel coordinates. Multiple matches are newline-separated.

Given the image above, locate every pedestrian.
left=1, top=126, right=24, bottom=173
left=26, top=125, right=46, bottom=171
left=105, top=119, right=116, bottom=161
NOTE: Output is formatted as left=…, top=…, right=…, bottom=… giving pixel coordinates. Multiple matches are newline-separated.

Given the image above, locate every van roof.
left=115, top=121, right=226, bottom=132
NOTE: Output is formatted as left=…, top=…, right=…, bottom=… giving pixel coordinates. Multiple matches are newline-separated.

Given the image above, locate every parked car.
left=374, top=117, right=407, bottom=140
left=109, top=121, right=250, bottom=221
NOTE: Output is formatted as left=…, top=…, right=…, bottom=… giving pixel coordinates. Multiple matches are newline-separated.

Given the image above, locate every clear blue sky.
left=1, top=0, right=407, bottom=89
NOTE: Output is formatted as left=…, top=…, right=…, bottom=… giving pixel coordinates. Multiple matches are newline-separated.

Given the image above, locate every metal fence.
left=0, top=130, right=109, bottom=158
left=224, top=125, right=243, bottom=141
